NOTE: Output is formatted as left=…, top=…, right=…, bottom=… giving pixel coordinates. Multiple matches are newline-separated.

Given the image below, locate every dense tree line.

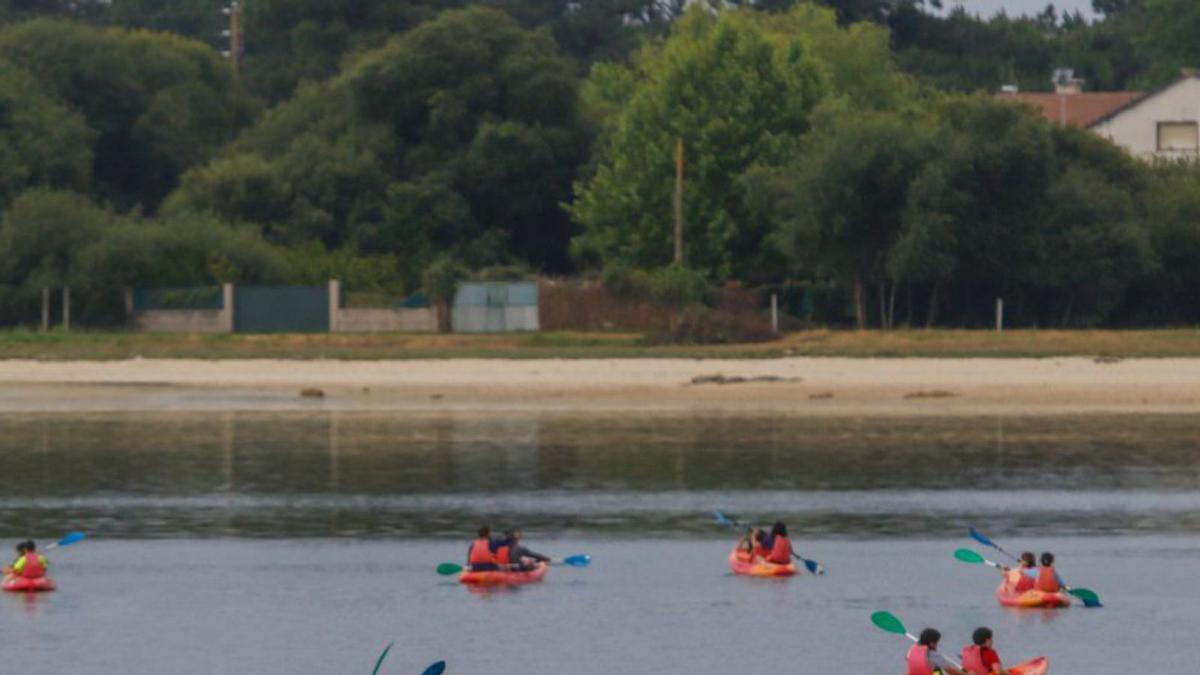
left=1, top=1, right=1200, bottom=328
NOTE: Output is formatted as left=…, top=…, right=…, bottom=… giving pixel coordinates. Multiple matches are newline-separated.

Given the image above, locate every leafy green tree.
left=0, top=20, right=254, bottom=210
left=571, top=6, right=832, bottom=280
left=0, top=60, right=93, bottom=208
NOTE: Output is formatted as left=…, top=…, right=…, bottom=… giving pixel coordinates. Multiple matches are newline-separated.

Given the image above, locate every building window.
left=1157, top=121, right=1199, bottom=152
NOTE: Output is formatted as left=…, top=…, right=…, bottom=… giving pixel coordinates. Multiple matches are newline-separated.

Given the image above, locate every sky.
left=938, top=0, right=1099, bottom=20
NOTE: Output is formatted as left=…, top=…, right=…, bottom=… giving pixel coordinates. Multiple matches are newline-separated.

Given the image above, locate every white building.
left=1000, top=70, right=1200, bottom=162
left=1090, top=73, right=1200, bottom=161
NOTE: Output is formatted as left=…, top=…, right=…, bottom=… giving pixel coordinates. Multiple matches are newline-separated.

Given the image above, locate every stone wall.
left=129, top=284, right=234, bottom=333
left=328, top=280, right=438, bottom=333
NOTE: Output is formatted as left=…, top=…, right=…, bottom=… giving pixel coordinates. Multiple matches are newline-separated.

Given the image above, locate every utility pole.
left=673, top=137, right=684, bottom=266
left=222, top=1, right=244, bottom=81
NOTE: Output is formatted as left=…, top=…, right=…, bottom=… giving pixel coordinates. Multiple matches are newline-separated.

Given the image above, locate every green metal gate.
left=234, top=286, right=328, bottom=333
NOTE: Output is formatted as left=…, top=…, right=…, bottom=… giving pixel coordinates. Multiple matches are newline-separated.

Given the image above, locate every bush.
left=646, top=265, right=710, bottom=307
left=642, top=305, right=776, bottom=345
left=600, top=264, right=649, bottom=299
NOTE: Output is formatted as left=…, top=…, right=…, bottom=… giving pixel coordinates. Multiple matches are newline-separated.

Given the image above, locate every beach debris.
left=431, top=393, right=444, bottom=400
left=1094, top=355, right=1122, bottom=364
left=300, top=387, right=325, bottom=398
left=808, top=391, right=834, bottom=400
left=903, top=390, right=957, bottom=399
left=690, top=374, right=801, bottom=385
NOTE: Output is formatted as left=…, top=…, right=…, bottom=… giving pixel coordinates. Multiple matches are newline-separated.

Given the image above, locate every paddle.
left=370, top=643, right=393, bottom=675
left=965, top=530, right=1103, bottom=608
left=45, top=531, right=86, bottom=551
left=712, top=510, right=825, bottom=576
left=420, top=661, right=446, bottom=675
left=954, top=548, right=1002, bottom=568
left=870, top=611, right=963, bottom=670
left=968, top=527, right=1019, bottom=563
left=436, top=555, right=590, bottom=576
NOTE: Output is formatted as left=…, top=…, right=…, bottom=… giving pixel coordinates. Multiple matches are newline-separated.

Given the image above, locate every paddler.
left=496, top=529, right=550, bottom=571
left=1034, top=552, right=1065, bottom=593
left=466, top=526, right=500, bottom=571
left=4, top=540, right=48, bottom=581
left=907, top=628, right=966, bottom=675
left=961, top=627, right=1008, bottom=675
left=762, top=522, right=792, bottom=565
left=1001, top=552, right=1037, bottom=592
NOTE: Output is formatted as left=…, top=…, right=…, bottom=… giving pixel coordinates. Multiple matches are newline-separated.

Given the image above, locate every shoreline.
left=0, top=356, right=1197, bottom=415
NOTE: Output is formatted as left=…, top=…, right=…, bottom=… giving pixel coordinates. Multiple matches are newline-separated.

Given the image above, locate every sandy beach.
left=0, top=356, right=1196, bottom=415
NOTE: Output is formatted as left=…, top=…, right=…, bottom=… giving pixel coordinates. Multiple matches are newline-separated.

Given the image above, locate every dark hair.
left=1020, top=552, right=1036, bottom=567
left=15, top=542, right=27, bottom=554
left=973, top=627, right=993, bottom=646
left=918, top=628, right=941, bottom=647
left=477, top=526, right=490, bottom=538
left=752, top=528, right=765, bottom=542
left=771, top=522, right=788, bottom=538
left=1040, top=551, right=1054, bottom=566
left=504, top=529, right=520, bottom=540
left=23, top=540, right=35, bottom=552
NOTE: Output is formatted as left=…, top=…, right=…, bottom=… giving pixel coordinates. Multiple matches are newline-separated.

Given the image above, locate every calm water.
left=0, top=412, right=1196, bottom=673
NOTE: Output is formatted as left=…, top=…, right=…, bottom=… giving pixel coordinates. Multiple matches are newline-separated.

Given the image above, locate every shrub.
left=642, top=305, right=776, bottom=345
left=646, top=265, right=710, bottom=307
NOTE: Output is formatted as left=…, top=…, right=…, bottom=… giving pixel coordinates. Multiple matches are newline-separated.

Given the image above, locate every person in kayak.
left=466, top=526, right=499, bottom=571
left=961, top=627, right=1007, bottom=675
left=907, top=628, right=966, bottom=675
left=497, top=529, right=550, bottom=571
left=762, top=522, right=792, bottom=565
left=1034, top=551, right=1065, bottom=593
left=4, top=541, right=48, bottom=580
left=1002, top=551, right=1037, bottom=592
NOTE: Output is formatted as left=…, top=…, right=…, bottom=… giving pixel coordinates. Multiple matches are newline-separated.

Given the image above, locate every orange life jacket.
left=20, top=552, right=45, bottom=579
left=495, top=544, right=511, bottom=567
left=961, top=645, right=986, bottom=674
left=1013, top=567, right=1036, bottom=592
left=752, top=542, right=769, bottom=559
left=906, top=645, right=933, bottom=675
left=467, top=538, right=496, bottom=566
left=1035, top=566, right=1061, bottom=592
left=766, top=535, right=791, bottom=564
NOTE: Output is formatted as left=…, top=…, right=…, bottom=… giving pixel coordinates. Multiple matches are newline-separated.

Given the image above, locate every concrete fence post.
left=62, top=287, right=70, bottom=332
left=770, top=293, right=779, bottom=333
left=41, top=287, right=49, bottom=332
left=328, top=279, right=340, bottom=333
left=995, top=298, right=1004, bottom=332
left=222, top=283, right=235, bottom=333
left=124, top=288, right=134, bottom=317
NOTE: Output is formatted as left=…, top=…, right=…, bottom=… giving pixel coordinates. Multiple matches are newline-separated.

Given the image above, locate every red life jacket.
left=1035, top=566, right=1061, bottom=592
left=1013, top=567, right=1036, bottom=592
left=752, top=542, right=769, bottom=560
left=467, top=538, right=496, bottom=566
left=766, top=535, right=791, bottom=564
left=20, top=552, right=45, bottom=579
left=906, top=645, right=933, bottom=675
left=961, top=645, right=986, bottom=674
left=495, top=545, right=511, bottom=567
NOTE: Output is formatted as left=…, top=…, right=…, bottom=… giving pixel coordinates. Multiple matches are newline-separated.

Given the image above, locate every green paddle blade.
left=871, top=611, right=907, bottom=636
left=436, top=563, right=463, bottom=576
left=954, top=549, right=986, bottom=564
left=371, top=643, right=393, bottom=675
left=1069, top=587, right=1102, bottom=607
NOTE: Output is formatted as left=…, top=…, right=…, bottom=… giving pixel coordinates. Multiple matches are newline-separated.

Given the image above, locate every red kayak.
left=1008, top=656, right=1049, bottom=675
left=459, top=562, right=548, bottom=586
left=728, top=549, right=797, bottom=577
left=996, top=582, right=1070, bottom=609
left=2, top=576, right=56, bottom=593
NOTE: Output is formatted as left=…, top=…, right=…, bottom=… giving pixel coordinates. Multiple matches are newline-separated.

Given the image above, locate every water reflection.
left=0, top=412, right=1196, bottom=538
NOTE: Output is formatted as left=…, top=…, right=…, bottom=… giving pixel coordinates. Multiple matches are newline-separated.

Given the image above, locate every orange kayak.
left=459, top=562, right=548, bottom=585
left=2, top=575, right=56, bottom=592
left=728, top=549, right=797, bottom=577
left=996, top=582, right=1070, bottom=608
left=1009, top=656, right=1049, bottom=675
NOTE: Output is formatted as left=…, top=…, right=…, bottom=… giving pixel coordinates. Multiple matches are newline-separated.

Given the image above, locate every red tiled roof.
left=997, top=91, right=1145, bottom=128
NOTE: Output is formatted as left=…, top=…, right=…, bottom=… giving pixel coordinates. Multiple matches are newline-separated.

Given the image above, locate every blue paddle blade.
left=714, top=510, right=739, bottom=528
left=968, top=527, right=995, bottom=548
left=57, top=531, right=85, bottom=547
left=803, top=559, right=825, bottom=576
left=370, top=643, right=394, bottom=675
left=420, top=660, right=446, bottom=675
left=563, top=554, right=591, bottom=567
